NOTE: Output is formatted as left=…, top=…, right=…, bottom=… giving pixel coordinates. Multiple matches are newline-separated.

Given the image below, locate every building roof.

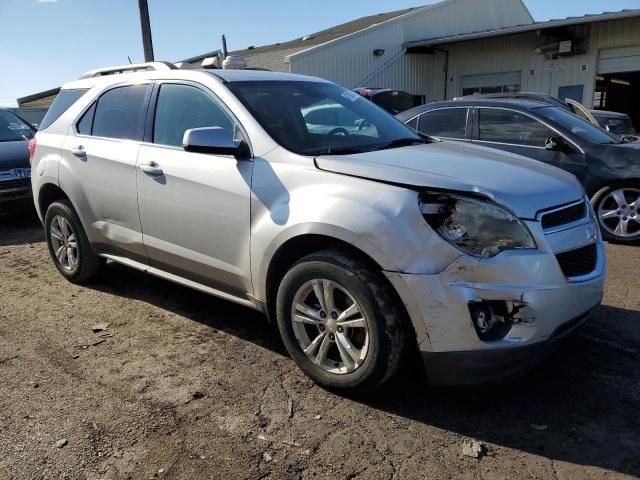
left=228, top=6, right=421, bottom=72
left=405, top=9, right=640, bottom=47
left=17, top=87, right=61, bottom=107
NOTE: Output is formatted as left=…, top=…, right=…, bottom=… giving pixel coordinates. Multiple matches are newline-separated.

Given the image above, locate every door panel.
left=59, top=83, right=151, bottom=261
left=136, top=145, right=253, bottom=295
left=136, top=82, right=253, bottom=296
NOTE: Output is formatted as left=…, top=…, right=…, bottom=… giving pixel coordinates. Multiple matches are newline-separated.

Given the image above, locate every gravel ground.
left=0, top=212, right=639, bottom=480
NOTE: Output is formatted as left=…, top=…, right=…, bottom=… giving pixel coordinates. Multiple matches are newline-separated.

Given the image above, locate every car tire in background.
left=276, top=249, right=408, bottom=393
left=591, top=181, right=640, bottom=244
left=44, top=200, right=104, bottom=283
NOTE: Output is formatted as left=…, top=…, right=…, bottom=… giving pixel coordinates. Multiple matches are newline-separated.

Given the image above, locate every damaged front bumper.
left=385, top=220, right=605, bottom=386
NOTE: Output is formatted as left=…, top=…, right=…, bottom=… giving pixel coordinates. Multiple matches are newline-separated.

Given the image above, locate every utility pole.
left=138, top=0, right=155, bottom=62
left=222, top=35, right=228, bottom=58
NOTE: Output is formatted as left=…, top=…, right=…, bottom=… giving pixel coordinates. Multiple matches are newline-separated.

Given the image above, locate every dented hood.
left=315, top=141, right=583, bottom=219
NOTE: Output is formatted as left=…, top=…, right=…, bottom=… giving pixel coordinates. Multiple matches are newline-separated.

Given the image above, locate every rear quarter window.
left=39, top=89, right=88, bottom=130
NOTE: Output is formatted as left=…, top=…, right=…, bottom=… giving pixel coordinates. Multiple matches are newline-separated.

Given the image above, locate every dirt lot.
left=0, top=212, right=639, bottom=480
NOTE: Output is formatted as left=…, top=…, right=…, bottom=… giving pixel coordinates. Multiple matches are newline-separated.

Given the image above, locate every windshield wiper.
left=311, top=146, right=370, bottom=156
left=370, top=137, right=429, bottom=151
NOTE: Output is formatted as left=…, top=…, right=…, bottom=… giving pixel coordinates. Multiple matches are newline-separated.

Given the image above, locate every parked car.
left=31, top=63, right=604, bottom=392
left=9, top=107, right=48, bottom=129
left=0, top=108, right=36, bottom=214
left=591, top=110, right=637, bottom=140
left=397, top=98, right=640, bottom=244
left=455, top=92, right=638, bottom=141
left=353, top=87, right=421, bottom=114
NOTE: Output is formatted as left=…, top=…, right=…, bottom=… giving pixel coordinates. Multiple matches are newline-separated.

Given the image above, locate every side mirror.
left=183, top=127, right=250, bottom=158
left=545, top=135, right=566, bottom=152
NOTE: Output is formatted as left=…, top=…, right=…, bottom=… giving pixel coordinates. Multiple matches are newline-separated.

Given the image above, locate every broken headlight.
left=419, top=194, right=536, bottom=258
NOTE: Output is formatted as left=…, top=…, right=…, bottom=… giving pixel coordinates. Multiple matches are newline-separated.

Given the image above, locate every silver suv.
left=31, top=62, right=605, bottom=392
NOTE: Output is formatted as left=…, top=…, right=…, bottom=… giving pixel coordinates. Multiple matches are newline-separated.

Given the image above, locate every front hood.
left=315, top=141, right=583, bottom=219
left=0, top=140, right=30, bottom=171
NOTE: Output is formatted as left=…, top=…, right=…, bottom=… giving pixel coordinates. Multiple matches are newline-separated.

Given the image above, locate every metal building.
left=288, top=2, right=640, bottom=127
left=287, top=0, right=534, bottom=98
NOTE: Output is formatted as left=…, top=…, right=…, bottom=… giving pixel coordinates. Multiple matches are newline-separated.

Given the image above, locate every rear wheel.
left=45, top=200, right=104, bottom=283
left=276, top=250, right=407, bottom=393
left=592, top=183, right=640, bottom=244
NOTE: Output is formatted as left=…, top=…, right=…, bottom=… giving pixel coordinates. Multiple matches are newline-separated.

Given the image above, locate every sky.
left=1, top=0, right=639, bottom=106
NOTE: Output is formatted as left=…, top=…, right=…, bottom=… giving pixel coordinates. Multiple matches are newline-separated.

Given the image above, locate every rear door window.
left=92, top=85, right=150, bottom=141
left=418, top=108, right=468, bottom=139
left=39, top=89, right=88, bottom=130
left=478, top=109, right=553, bottom=147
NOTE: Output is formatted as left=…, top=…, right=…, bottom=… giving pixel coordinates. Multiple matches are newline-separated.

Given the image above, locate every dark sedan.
left=0, top=109, right=36, bottom=214
left=397, top=99, right=640, bottom=244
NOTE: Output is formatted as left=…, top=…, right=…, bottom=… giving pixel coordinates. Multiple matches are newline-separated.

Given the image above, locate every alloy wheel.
left=291, top=279, right=369, bottom=375
left=597, top=188, right=640, bottom=239
left=49, top=215, right=79, bottom=272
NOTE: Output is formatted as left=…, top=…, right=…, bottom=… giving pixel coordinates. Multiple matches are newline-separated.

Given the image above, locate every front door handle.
left=71, top=145, right=86, bottom=158
left=140, top=162, right=163, bottom=176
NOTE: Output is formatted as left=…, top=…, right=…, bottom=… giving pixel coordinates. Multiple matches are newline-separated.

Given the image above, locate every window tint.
left=39, top=89, right=88, bottom=130
left=304, top=104, right=336, bottom=126
left=153, top=84, right=234, bottom=147
left=92, top=85, right=149, bottom=140
left=478, top=109, right=553, bottom=147
left=418, top=109, right=467, bottom=139
left=76, top=103, right=96, bottom=135
left=302, top=102, right=366, bottom=129
left=228, top=81, right=421, bottom=156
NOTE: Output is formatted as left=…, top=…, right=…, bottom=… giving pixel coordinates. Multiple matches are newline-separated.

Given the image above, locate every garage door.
left=598, top=47, right=640, bottom=74
left=460, top=71, right=522, bottom=96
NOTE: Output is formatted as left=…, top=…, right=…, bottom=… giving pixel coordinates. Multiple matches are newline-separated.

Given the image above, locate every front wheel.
left=592, top=183, right=640, bottom=244
left=276, top=250, right=408, bottom=393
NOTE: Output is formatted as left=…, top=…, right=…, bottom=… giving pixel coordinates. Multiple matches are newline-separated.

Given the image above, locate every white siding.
left=442, top=17, right=640, bottom=106
left=288, top=0, right=532, bottom=94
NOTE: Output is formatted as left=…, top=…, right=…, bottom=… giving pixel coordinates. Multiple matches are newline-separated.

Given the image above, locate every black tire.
left=44, top=199, right=104, bottom=283
left=276, top=249, right=408, bottom=393
left=591, top=181, right=640, bottom=244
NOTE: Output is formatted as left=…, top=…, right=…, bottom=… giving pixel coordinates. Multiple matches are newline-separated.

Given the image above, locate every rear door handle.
left=140, top=162, right=163, bottom=176
left=71, top=145, right=86, bottom=158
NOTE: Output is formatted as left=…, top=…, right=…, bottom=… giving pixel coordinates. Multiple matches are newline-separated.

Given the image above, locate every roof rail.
left=78, top=61, right=177, bottom=79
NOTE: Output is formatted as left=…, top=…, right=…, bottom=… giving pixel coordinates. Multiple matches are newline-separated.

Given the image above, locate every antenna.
left=127, top=56, right=133, bottom=64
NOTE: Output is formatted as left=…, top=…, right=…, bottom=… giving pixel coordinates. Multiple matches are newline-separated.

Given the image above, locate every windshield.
left=227, top=81, right=424, bottom=155
left=595, top=115, right=634, bottom=135
left=539, top=106, right=620, bottom=144
left=0, top=110, right=35, bottom=142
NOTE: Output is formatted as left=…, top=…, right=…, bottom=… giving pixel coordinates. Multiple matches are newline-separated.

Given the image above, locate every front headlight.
left=419, top=194, right=536, bottom=258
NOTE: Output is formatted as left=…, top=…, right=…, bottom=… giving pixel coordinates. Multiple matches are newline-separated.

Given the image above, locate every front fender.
left=250, top=156, right=460, bottom=301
